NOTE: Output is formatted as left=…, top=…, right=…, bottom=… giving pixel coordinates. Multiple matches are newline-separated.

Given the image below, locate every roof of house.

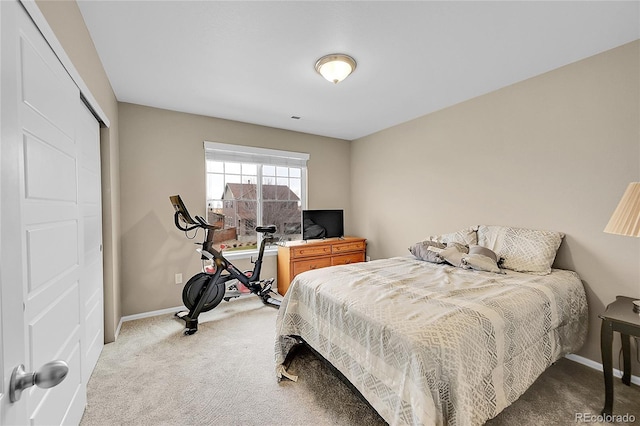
left=223, top=183, right=300, bottom=201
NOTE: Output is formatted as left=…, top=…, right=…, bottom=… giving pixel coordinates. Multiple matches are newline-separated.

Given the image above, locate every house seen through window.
left=205, top=141, right=308, bottom=253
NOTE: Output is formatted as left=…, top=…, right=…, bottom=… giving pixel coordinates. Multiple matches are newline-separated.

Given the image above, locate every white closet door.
left=78, top=102, right=104, bottom=380
left=0, top=1, right=103, bottom=424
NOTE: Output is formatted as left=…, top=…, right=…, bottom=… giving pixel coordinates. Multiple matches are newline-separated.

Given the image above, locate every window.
left=204, top=141, right=308, bottom=254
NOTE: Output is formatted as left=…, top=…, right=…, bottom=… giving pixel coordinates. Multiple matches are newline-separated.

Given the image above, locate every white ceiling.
left=77, top=1, right=640, bottom=141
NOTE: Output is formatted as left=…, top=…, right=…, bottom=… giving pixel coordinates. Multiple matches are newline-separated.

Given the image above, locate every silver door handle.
left=10, top=360, right=69, bottom=403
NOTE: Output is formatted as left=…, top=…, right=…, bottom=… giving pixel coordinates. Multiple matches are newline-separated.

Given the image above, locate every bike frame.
left=201, top=230, right=276, bottom=293
left=170, top=195, right=280, bottom=334
left=174, top=210, right=274, bottom=289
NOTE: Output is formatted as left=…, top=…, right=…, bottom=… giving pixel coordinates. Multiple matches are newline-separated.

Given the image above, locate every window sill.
left=221, top=246, right=278, bottom=261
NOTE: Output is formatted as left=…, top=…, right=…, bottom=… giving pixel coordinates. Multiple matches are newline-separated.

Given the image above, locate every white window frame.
left=204, top=141, right=309, bottom=260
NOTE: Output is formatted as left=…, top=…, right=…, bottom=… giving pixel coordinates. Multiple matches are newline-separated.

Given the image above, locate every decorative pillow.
left=468, top=245, right=498, bottom=262
left=440, top=243, right=504, bottom=274
left=439, top=245, right=466, bottom=267
left=446, top=241, right=469, bottom=254
left=428, top=226, right=478, bottom=246
left=408, top=240, right=446, bottom=263
left=460, top=245, right=503, bottom=274
left=477, top=225, right=564, bottom=275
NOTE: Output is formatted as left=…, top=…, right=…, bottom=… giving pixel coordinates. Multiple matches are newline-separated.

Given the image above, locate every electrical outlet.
left=366, top=256, right=371, bottom=262
left=175, top=273, right=183, bottom=284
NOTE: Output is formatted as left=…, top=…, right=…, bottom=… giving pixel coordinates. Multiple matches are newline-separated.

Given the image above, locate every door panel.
left=27, top=286, right=82, bottom=423
left=26, top=221, right=79, bottom=293
left=20, top=24, right=77, bottom=140
left=24, top=134, right=77, bottom=201
left=29, top=343, right=82, bottom=425
left=77, top=103, right=103, bottom=381
left=1, top=1, right=30, bottom=423
left=1, top=1, right=103, bottom=424
left=19, top=2, right=85, bottom=422
left=29, top=284, right=80, bottom=369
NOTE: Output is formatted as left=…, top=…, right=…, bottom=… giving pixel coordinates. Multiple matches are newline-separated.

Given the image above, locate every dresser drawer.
left=332, top=240, right=366, bottom=254
left=291, top=245, right=331, bottom=258
left=292, top=257, right=332, bottom=276
left=277, top=237, right=366, bottom=296
left=331, top=252, right=365, bottom=266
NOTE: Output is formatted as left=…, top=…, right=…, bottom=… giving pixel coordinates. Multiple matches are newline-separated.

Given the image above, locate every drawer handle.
left=299, top=249, right=329, bottom=255
left=310, top=265, right=316, bottom=269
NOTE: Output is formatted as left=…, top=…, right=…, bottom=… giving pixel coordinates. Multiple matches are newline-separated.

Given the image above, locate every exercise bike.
left=170, top=195, right=281, bottom=335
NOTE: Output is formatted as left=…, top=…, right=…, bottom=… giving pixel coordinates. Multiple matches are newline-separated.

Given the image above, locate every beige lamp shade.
left=604, top=182, right=640, bottom=237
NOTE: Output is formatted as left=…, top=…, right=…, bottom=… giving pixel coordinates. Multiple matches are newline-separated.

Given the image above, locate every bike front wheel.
left=182, top=272, right=225, bottom=312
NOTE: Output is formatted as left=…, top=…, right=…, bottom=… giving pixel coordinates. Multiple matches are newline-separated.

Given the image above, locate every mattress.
left=275, top=256, right=587, bottom=425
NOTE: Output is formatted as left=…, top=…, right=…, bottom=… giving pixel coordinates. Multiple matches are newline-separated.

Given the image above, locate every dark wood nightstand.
left=599, top=295, right=640, bottom=416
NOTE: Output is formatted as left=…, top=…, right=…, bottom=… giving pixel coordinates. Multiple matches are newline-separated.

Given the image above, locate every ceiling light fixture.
left=314, top=54, right=357, bottom=84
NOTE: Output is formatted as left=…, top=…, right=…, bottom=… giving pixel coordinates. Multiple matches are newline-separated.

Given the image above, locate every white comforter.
left=275, top=257, right=587, bottom=426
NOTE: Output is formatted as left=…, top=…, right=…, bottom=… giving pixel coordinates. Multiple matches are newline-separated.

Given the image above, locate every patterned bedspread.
left=275, top=257, right=587, bottom=426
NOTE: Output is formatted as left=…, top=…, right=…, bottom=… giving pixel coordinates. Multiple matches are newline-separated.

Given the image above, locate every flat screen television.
left=302, top=209, right=344, bottom=240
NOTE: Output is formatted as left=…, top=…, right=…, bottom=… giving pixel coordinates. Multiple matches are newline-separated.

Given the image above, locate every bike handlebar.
left=174, top=211, right=200, bottom=232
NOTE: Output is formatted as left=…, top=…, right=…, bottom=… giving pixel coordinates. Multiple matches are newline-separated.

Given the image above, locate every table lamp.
left=604, top=182, right=640, bottom=312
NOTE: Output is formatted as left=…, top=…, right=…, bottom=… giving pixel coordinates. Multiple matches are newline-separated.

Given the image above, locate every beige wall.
left=118, top=103, right=351, bottom=315
left=351, top=41, right=640, bottom=368
left=34, top=0, right=640, bottom=371
left=36, top=0, right=122, bottom=342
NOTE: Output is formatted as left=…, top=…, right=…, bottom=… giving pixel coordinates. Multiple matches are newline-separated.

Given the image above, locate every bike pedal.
left=260, top=280, right=273, bottom=292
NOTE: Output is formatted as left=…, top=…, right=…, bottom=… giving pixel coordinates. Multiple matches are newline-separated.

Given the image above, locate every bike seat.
left=255, top=225, right=276, bottom=234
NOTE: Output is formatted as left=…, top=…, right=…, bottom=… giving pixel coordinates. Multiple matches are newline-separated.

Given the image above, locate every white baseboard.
left=565, top=353, right=640, bottom=386
left=114, top=305, right=182, bottom=340
left=114, top=305, right=187, bottom=340
left=114, top=318, right=123, bottom=340
left=121, top=305, right=187, bottom=323
left=114, top=297, right=259, bottom=340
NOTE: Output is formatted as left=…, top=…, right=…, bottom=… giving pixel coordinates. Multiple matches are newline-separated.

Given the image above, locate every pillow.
left=446, top=241, right=469, bottom=254
left=408, top=240, right=446, bottom=263
left=477, top=225, right=564, bottom=275
left=439, top=245, right=465, bottom=267
left=460, top=245, right=503, bottom=274
left=428, top=226, right=478, bottom=246
left=440, top=243, right=504, bottom=274
left=468, top=244, right=498, bottom=262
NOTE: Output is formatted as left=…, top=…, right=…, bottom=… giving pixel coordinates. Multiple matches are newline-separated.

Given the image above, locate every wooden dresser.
left=277, top=237, right=366, bottom=295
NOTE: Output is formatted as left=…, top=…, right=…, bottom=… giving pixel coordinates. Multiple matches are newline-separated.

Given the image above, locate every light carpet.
left=80, top=296, right=639, bottom=425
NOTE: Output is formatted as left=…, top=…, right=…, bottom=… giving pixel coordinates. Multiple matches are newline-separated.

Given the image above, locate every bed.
left=275, top=225, right=588, bottom=425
